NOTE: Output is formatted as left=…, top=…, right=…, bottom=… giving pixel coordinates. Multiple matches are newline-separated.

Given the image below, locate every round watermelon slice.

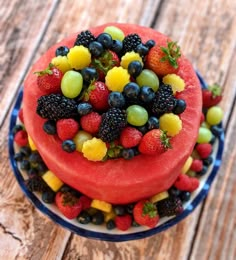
left=23, top=23, right=202, bottom=204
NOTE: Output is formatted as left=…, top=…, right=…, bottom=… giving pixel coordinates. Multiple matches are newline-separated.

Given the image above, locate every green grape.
left=206, top=106, right=223, bottom=125
left=126, top=105, right=148, bottom=126
left=136, top=69, right=159, bottom=92
left=61, top=70, right=83, bottom=98
left=197, top=127, right=212, bottom=144
left=104, top=26, right=125, bottom=41
left=73, top=130, right=92, bottom=152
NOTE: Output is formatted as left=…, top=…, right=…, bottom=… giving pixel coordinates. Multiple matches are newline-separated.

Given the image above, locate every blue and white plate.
left=8, top=72, right=224, bottom=242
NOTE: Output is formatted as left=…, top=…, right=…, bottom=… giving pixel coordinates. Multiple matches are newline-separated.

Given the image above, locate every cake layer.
left=23, top=23, right=202, bottom=204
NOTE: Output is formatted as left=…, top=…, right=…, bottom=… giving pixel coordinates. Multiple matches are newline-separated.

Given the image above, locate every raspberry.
left=120, top=127, right=143, bottom=148
left=18, top=108, right=24, bottom=123
left=174, top=174, right=199, bottom=192
left=190, top=159, right=203, bottom=172
left=120, top=51, right=143, bottom=69
left=156, top=197, right=183, bottom=217
left=14, top=130, right=28, bottom=146
left=67, top=46, right=91, bottom=70
left=188, top=177, right=200, bottom=192
left=159, top=113, right=182, bottom=137
left=114, top=214, right=132, bottom=231
left=79, top=195, right=92, bottom=210
left=80, top=112, right=102, bottom=134
left=196, top=143, right=212, bottom=159
left=56, top=118, right=79, bottom=141
left=162, top=74, right=185, bottom=94
left=82, top=138, right=107, bottom=161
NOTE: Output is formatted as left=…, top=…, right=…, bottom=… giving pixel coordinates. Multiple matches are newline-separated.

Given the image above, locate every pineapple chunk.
left=150, top=191, right=169, bottom=203
left=181, top=156, right=193, bottom=174
left=42, top=170, right=64, bottom=192
left=104, top=210, right=116, bottom=222
left=91, top=199, right=112, bottom=213
left=28, top=135, right=37, bottom=151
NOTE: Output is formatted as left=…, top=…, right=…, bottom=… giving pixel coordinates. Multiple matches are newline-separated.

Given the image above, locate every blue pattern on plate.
left=8, top=71, right=224, bottom=242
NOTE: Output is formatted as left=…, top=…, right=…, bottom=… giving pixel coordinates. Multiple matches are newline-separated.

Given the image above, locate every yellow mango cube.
left=150, top=191, right=169, bottom=203
left=181, top=156, right=193, bottom=174
left=91, top=199, right=112, bottom=213
left=42, top=170, right=64, bottom=192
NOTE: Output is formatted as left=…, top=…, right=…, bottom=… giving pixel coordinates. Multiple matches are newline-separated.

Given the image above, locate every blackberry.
left=98, top=108, right=127, bottom=142
left=122, top=34, right=142, bottom=53
left=37, top=94, right=77, bottom=121
left=156, top=197, right=183, bottom=217
left=151, top=84, right=177, bottom=115
left=25, top=175, right=48, bottom=192
left=74, top=30, right=95, bottom=47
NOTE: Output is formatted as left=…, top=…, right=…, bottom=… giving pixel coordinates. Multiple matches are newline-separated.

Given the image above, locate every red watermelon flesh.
left=23, top=23, right=202, bottom=204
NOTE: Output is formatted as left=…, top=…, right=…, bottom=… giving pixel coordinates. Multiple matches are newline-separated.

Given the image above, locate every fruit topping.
left=74, top=30, right=96, bottom=47
left=162, top=74, right=185, bottom=94
left=115, top=214, right=132, bottom=231
left=202, top=83, right=222, bottom=108
left=156, top=196, right=183, bottom=217
left=42, top=170, right=64, bottom=192
left=120, top=126, right=143, bottom=148
left=120, top=51, right=143, bottom=69
left=122, top=34, right=142, bottom=53
left=67, top=46, right=91, bottom=70
left=80, top=112, right=102, bottom=135
left=159, top=113, right=182, bottom=137
left=56, top=118, right=79, bottom=141
left=82, top=137, right=107, bottom=161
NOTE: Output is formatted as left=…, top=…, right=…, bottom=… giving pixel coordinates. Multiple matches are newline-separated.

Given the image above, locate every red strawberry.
left=55, top=191, right=82, bottom=219
left=138, top=129, right=171, bottom=155
left=18, top=108, right=24, bottom=123
left=84, top=81, right=110, bottom=111
left=202, top=84, right=222, bottom=108
left=14, top=130, right=28, bottom=146
left=80, top=112, right=102, bottom=134
left=79, top=195, right=92, bottom=210
left=92, top=50, right=120, bottom=80
left=133, top=200, right=159, bottom=228
left=200, top=112, right=205, bottom=124
left=174, top=174, right=199, bottom=192
left=114, top=214, right=132, bottom=231
left=120, top=127, right=143, bottom=148
left=56, top=118, right=79, bottom=141
left=195, top=143, right=212, bottom=159
left=190, top=159, right=203, bottom=172
left=35, top=64, right=63, bottom=94
left=146, top=41, right=181, bottom=76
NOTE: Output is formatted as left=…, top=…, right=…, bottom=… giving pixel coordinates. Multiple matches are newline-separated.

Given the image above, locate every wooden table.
left=1, top=0, right=236, bottom=259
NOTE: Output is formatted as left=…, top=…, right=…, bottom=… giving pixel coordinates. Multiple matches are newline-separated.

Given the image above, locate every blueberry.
left=29, top=151, right=43, bottom=167
left=96, top=33, right=113, bottom=49
left=111, top=40, right=123, bottom=54
left=132, top=220, right=140, bottom=227
left=203, top=156, right=213, bottom=166
left=20, top=160, right=31, bottom=171
left=62, top=140, right=76, bottom=153
left=114, top=205, right=126, bottom=216
left=108, top=92, right=125, bottom=108
left=14, top=152, right=24, bottom=162
left=12, top=124, right=23, bottom=135
left=60, top=185, right=72, bottom=193
left=210, top=134, right=217, bottom=145
left=55, top=46, right=69, bottom=56
left=27, top=168, right=38, bottom=177
left=92, top=211, right=104, bottom=225
left=106, top=219, right=116, bottom=230
left=20, top=146, right=31, bottom=157
left=136, top=43, right=149, bottom=56
left=43, top=120, right=57, bottom=135
left=179, top=191, right=191, bottom=202
left=210, top=125, right=223, bottom=137
left=122, top=148, right=135, bottom=160
left=197, top=165, right=208, bottom=176
left=126, top=203, right=135, bottom=214
left=128, top=61, right=143, bottom=78
left=89, top=41, right=104, bottom=57
left=136, top=125, right=148, bottom=135
left=77, top=102, right=93, bottom=116
left=145, top=39, right=155, bottom=49
left=139, top=86, right=155, bottom=103
left=173, top=99, right=186, bottom=114
left=147, top=116, right=159, bottom=130
left=81, top=67, right=98, bottom=83
left=77, top=211, right=91, bottom=224
left=123, top=82, right=140, bottom=101
left=36, top=161, right=48, bottom=174
left=169, top=186, right=181, bottom=197
left=42, top=190, right=55, bottom=204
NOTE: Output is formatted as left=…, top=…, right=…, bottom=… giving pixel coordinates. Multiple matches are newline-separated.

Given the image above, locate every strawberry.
left=14, top=130, right=28, bottom=146
left=120, top=127, right=143, bottom=148
left=190, top=159, right=203, bottom=172
left=195, top=143, right=212, bottom=159
left=138, top=129, right=171, bottom=155
left=35, top=64, right=63, bottom=94
left=202, top=84, right=222, bottom=108
left=56, top=118, right=79, bottom=141
left=80, top=112, right=102, bottom=134
left=84, top=81, right=110, bottom=111
left=55, top=191, right=82, bottom=219
left=133, top=200, right=159, bottom=228
left=114, top=214, right=132, bottom=231
left=146, top=41, right=181, bottom=76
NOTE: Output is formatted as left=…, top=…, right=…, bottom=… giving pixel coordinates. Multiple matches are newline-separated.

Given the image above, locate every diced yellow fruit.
left=150, top=191, right=169, bottom=203
left=104, top=209, right=116, bottom=222
left=91, top=199, right=112, bottom=213
left=28, top=135, right=37, bottom=151
left=159, top=113, right=182, bottom=136
left=105, top=66, right=130, bottom=92
left=120, top=51, right=143, bottom=69
left=181, top=156, right=193, bottom=174
left=82, top=138, right=107, bottom=161
left=42, top=170, right=64, bottom=192
left=67, top=46, right=91, bottom=70
left=51, top=56, right=71, bottom=73
left=162, top=74, right=185, bottom=94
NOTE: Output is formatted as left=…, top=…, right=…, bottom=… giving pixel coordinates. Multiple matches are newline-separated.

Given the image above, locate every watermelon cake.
left=13, top=23, right=225, bottom=230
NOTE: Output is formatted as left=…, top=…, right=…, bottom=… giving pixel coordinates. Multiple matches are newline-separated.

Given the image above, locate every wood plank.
left=0, top=0, right=59, bottom=126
